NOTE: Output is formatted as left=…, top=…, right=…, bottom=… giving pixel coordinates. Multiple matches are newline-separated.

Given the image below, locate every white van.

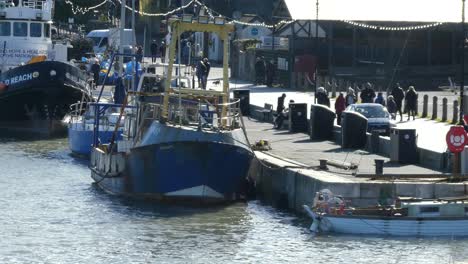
left=86, top=28, right=134, bottom=54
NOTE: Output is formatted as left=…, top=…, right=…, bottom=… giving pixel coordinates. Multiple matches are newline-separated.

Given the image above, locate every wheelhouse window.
left=30, top=23, right=42, bottom=37
left=420, top=207, right=439, bottom=213
left=44, top=23, right=50, bottom=38
left=0, top=22, right=10, bottom=36
left=13, top=22, right=27, bottom=37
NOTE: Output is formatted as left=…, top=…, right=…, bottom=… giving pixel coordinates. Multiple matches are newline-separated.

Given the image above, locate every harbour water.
left=0, top=138, right=467, bottom=264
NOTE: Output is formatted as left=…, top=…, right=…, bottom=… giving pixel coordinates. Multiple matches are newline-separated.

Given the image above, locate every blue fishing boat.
left=67, top=54, right=138, bottom=156
left=89, top=18, right=254, bottom=203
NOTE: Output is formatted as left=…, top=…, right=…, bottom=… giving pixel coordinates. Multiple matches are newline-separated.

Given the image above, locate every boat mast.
left=118, top=0, right=125, bottom=76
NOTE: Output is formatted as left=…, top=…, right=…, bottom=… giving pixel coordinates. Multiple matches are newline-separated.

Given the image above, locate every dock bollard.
left=375, top=159, right=384, bottom=175
left=319, top=159, right=328, bottom=170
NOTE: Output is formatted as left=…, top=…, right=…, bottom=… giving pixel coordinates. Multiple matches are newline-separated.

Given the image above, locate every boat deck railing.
left=128, top=91, right=243, bottom=132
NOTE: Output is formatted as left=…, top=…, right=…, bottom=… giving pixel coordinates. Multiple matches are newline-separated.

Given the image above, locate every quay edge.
left=249, top=152, right=468, bottom=212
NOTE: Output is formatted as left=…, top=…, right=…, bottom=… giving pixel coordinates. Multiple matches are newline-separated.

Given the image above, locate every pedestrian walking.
left=254, top=57, right=265, bottom=85
left=405, top=86, right=418, bottom=120
left=374, top=92, right=386, bottom=106
left=316, top=87, right=330, bottom=107
left=345, top=87, right=357, bottom=106
left=150, top=40, right=158, bottom=63
left=387, top=95, right=397, bottom=120
left=265, top=59, right=275, bottom=87
left=360, top=82, right=376, bottom=103
left=274, top=93, right=286, bottom=129
left=335, top=92, right=346, bottom=125
left=391, top=83, right=405, bottom=121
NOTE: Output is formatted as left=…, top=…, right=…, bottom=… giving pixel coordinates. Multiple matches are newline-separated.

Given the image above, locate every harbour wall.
left=249, top=152, right=468, bottom=213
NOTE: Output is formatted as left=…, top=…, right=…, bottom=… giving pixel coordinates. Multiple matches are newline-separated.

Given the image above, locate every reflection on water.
left=0, top=138, right=466, bottom=263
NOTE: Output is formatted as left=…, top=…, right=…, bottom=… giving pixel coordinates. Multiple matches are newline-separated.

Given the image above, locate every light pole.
left=314, top=0, right=319, bottom=104
left=460, top=0, right=466, bottom=125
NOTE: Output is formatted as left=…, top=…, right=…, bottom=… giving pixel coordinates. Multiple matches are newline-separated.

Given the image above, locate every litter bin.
left=310, top=104, right=336, bottom=140
left=288, top=103, right=308, bottom=133
left=341, top=111, right=367, bottom=148
left=233, top=89, right=250, bottom=116
left=390, top=128, right=417, bottom=164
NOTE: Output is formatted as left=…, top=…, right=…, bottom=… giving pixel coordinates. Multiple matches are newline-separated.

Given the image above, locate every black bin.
left=233, top=89, right=250, bottom=116
left=310, top=104, right=336, bottom=140
left=390, top=128, right=417, bottom=163
left=288, top=103, right=308, bottom=133
left=341, top=111, right=368, bottom=148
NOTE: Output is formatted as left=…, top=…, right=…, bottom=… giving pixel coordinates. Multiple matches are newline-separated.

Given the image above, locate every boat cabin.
left=401, top=200, right=468, bottom=218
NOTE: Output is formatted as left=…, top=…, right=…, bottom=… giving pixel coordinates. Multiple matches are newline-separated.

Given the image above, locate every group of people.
left=333, top=82, right=419, bottom=124
left=255, top=57, right=276, bottom=87
left=150, top=40, right=166, bottom=63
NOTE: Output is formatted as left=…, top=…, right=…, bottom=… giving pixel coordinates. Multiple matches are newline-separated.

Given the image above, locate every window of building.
left=30, top=23, right=42, bottom=37
left=13, top=22, right=27, bottom=37
left=0, top=22, right=10, bottom=36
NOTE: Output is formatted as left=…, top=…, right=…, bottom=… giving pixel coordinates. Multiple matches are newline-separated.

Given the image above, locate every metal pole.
left=460, top=0, right=466, bottom=125
left=132, top=0, right=136, bottom=47
left=119, top=0, right=126, bottom=76
left=314, top=0, right=319, bottom=104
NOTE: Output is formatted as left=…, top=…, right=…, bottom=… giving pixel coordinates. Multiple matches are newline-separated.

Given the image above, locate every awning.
left=284, top=0, right=467, bottom=23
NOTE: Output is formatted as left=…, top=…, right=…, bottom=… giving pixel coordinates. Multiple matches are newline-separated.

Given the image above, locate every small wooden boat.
left=303, top=190, right=468, bottom=236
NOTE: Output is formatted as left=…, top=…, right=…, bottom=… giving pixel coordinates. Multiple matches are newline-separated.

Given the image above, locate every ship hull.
left=0, top=61, right=92, bottom=136
left=90, top=124, right=254, bottom=203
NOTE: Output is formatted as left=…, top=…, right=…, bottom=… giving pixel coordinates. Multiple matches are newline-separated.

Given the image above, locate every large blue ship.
left=89, top=19, right=254, bottom=203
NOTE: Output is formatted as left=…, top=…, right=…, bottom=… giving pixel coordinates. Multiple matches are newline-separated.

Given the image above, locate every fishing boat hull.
left=90, top=125, right=254, bottom=203
left=0, top=61, right=92, bottom=136
left=303, top=205, right=468, bottom=236
left=68, top=122, right=123, bottom=156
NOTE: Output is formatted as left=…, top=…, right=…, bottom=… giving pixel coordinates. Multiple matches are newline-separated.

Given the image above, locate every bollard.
left=422, top=94, right=428, bottom=118
left=432, top=96, right=438, bottom=120
left=442, top=98, right=448, bottom=122
left=319, top=159, right=328, bottom=170
left=453, top=100, right=459, bottom=124
left=375, top=159, right=384, bottom=175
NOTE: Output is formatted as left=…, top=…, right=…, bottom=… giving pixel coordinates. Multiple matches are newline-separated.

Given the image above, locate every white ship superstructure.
left=0, top=0, right=59, bottom=71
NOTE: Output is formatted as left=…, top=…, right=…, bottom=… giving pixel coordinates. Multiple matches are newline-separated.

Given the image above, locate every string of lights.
left=342, top=20, right=444, bottom=31
left=65, top=0, right=108, bottom=15
left=122, top=0, right=197, bottom=17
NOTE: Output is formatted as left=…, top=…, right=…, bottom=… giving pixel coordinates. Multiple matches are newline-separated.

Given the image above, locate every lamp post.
left=314, top=0, right=319, bottom=104
left=461, top=0, right=466, bottom=125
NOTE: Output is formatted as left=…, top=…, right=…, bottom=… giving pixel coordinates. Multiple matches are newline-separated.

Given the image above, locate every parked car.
left=344, top=103, right=396, bottom=135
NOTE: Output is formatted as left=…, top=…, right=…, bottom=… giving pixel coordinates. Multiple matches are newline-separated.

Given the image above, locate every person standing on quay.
left=202, top=57, right=211, bottom=90
left=265, top=59, right=275, bottom=87
left=150, top=40, right=158, bottom=63
left=387, top=95, right=397, bottom=120
left=159, top=41, right=166, bottom=63
left=391, top=83, right=405, bottom=121
left=374, top=92, right=386, bottom=106
left=316, top=87, right=330, bottom=107
left=360, top=82, right=376, bottom=103
left=405, top=86, right=418, bottom=120
left=254, top=57, right=265, bottom=85
left=335, top=92, right=346, bottom=125
left=345, top=87, right=357, bottom=106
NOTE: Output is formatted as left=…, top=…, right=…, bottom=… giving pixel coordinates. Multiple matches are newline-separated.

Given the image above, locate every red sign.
left=446, top=125, right=468, bottom=153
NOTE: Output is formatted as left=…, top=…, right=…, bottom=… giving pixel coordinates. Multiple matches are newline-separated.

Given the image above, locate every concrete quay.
left=243, top=110, right=468, bottom=212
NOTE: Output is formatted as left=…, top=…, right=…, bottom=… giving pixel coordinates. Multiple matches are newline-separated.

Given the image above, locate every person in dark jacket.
left=136, top=45, right=143, bottom=63
left=150, top=41, right=158, bottom=63
left=360, top=82, right=376, bottom=103
left=91, top=60, right=100, bottom=88
left=405, top=86, right=418, bottom=120
left=391, top=83, right=405, bottom=121
left=254, top=57, right=265, bottom=85
left=387, top=95, right=397, bottom=120
left=374, top=92, right=386, bottom=106
left=335, top=92, right=346, bottom=125
left=316, top=87, right=330, bottom=107
left=202, top=57, right=210, bottom=89
left=265, top=60, right=275, bottom=87
left=274, top=93, right=286, bottom=129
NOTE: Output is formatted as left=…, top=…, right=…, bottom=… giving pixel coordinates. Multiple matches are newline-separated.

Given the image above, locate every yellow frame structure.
left=162, top=19, right=235, bottom=125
